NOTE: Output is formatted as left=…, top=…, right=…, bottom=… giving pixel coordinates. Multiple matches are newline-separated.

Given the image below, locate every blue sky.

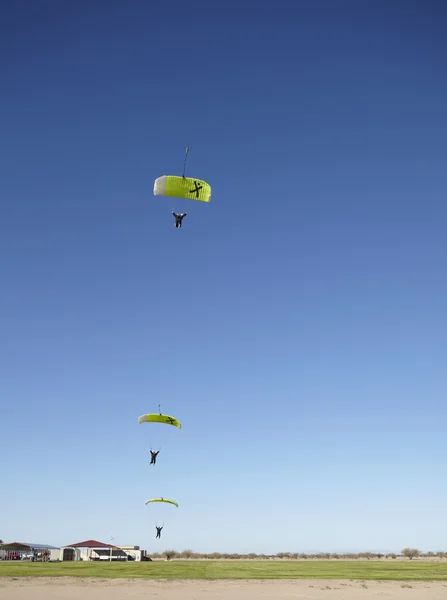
left=1, top=0, right=446, bottom=554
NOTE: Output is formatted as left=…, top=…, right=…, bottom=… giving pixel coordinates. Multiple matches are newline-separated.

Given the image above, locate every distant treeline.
left=148, top=549, right=444, bottom=560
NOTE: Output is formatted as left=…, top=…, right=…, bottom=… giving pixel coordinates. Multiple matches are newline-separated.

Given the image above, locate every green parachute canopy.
left=145, top=498, right=179, bottom=508
left=154, top=175, right=211, bottom=203
left=138, top=413, right=182, bottom=429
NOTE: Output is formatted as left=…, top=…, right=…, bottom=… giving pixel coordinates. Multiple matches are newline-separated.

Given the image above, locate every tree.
left=401, top=548, right=420, bottom=560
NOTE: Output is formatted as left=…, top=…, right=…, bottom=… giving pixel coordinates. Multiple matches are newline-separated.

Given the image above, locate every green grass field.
left=1, top=560, right=447, bottom=580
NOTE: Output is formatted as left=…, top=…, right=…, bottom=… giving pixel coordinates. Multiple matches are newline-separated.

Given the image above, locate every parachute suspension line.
left=157, top=405, right=163, bottom=450
left=182, top=147, right=190, bottom=178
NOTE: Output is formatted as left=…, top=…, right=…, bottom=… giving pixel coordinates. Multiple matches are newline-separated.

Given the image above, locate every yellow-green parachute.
left=145, top=498, right=179, bottom=508
left=138, top=413, right=182, bottom=429
left=154, top=175, right=211, bottom=203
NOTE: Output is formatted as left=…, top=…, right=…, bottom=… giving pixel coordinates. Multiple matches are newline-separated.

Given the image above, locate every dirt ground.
left=1, top=578, right=447, bottom=600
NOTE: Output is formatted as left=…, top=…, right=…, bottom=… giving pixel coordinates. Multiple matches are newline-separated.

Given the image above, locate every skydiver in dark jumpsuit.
left=172, top=211, right=187, bottom=228
left=156, top=526, right=163, bottom=539
left=150, top=450, right=159, bottom=465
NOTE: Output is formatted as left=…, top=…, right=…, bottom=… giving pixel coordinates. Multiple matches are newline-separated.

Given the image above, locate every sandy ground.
left=1, top=578, right=447, bottom=600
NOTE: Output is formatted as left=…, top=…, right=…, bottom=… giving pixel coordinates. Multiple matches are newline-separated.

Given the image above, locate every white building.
left=58, top=539, right=146, bottom=561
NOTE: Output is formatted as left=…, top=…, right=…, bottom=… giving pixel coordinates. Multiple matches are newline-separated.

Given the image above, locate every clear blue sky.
left=1, top=0, right=446, bottom=554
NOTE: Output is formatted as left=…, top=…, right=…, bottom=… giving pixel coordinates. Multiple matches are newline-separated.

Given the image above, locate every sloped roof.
left=65, top=539, right=117, bottom=549
left=22, top=543, right=59, bottom=550
left=0, top=542, right=31, bottom=551
left=0, top=542, right=58, bottom=551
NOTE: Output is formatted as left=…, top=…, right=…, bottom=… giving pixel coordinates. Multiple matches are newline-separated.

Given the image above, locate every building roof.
left=65, top=539, right=118, bottom=549
left=22, top=543, right=59, bottom=550
left=0, top=542, right=59, bottom=551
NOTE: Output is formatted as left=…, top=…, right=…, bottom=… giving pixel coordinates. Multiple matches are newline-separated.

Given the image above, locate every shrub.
left=401, top=548, right=420, bottom=560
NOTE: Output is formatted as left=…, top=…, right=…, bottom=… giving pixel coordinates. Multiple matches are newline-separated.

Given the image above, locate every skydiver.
left=150, top=450, right=160, bottom=465
left=156, top=526, right=163, bottom=539
left=172, top=211, right=187, bottom=228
